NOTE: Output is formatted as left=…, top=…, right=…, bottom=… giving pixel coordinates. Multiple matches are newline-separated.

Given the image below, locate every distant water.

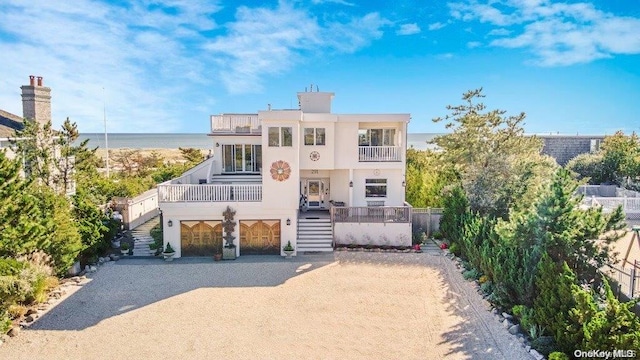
left=76, top=133, right=443, bottom=151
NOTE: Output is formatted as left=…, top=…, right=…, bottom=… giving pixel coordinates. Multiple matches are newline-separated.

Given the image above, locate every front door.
left=307, top=180, right=321, bottom=209
left=302, top=179, right=329, bottom=210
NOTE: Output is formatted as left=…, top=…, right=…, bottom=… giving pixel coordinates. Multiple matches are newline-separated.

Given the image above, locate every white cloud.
left=397, top=23, right=421, bottom=36
left=428, top=22, right=447, bottom=31
left=311, top=0, right=355, bottom=6
left=449, top=0, right=640, bottom=66
left=0, top=0, right=388, bottom=132
left=467, top=41, right=482, bottom=48
left=205, top=4, right=390, bottom=93
left=488, top=28, right=511, bottom=36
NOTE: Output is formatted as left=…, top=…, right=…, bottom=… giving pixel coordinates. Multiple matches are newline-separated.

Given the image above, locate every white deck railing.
left=331, top=206, right=411, bottom=223
left=581, top=196, right=640, bottom=219
left=158, top=184, right=262, bottom=202
left=210, top=114, right=261, bottom=133
left=358, top=146, right=401, bottom=162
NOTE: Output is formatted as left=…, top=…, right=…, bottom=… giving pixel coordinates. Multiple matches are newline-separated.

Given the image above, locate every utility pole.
left=103, top=87, right=109, bottom=177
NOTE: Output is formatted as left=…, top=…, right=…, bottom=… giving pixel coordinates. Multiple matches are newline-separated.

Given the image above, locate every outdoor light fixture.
left=286, top=218, right=291, bottom=226
left=216, top=142, right=220, bottom=147
left=349, top=181, right=353, bottom=188
left=168, top=220, right=173, bottom=227
left=402, top=181, right=406, bottom=187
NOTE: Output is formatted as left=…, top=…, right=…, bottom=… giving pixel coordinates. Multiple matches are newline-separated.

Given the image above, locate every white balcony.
left=211, top=114, right=261, bottom=134
left=358, top=146, right=402, bottom=162
left=158, top=184, right=262, bottom=203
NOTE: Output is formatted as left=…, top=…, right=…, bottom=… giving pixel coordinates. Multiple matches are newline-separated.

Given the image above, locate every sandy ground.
left=0, top=252, right=533, bottom=360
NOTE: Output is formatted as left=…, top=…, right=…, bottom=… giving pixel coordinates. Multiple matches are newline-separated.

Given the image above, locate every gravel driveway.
left=0, top=252, right=533, bottom=360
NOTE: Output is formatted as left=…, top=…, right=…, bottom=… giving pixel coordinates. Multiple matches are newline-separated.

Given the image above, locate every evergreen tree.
left=433, top=88, right=554, bottom=218
left=0, top=151, right=47, bottom=257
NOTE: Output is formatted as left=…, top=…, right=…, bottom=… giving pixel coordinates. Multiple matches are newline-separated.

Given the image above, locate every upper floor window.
left=359, top=129, right=396, bottom=146
left=365, top=178, right=387, bottom=198
left=304, top=128, right=326, bottom=146
left=268, top=127, right=292, bottom=147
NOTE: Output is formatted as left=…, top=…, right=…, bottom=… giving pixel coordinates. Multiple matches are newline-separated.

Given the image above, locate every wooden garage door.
left=180, top=221, right=223, bottom=257
left=239, top=220, right=281, bottom=255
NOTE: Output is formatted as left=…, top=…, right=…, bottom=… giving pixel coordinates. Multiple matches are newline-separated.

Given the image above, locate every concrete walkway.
left=0, top=251, right=534, bottom=360
left=130, top=216, right=159, bottom=257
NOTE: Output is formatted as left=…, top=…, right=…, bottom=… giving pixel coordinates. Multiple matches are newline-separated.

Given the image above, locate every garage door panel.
left=180, top=221, right=223, bottom=257
left=240, top=220, right=281, bottom=255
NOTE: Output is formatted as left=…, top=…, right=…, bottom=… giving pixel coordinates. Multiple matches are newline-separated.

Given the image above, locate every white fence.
left=112, top=188, right=159, bottom=230
left=210, top=114, right=261, bottom=133
left=158, top=184, right=262, bottom=202
left=581, top=196, right=640, bottom=220
left=358, top=146, right=401, bottom=162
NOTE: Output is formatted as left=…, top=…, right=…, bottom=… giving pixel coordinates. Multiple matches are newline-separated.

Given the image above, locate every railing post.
left=630, top=264, right=636, bottom=298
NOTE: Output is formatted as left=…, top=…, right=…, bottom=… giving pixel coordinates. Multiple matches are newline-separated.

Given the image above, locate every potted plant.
left=222, top=206, right=237, bottom=260
left=213, top=252, right=222, bottom=261
left=120, top=242, right=130, bottom=256
left=163, top=242, right=176, bottom=262
left=283, top=241, right=295, bottom=259
left=149, top=243, right=158, bottom=256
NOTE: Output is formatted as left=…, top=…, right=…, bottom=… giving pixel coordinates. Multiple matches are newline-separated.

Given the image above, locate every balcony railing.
left=331, top=206, right=411, bottom=223
left=211, top=114, right=261, bottom=134
left=158, top=184, right=262, bottom=202
left=358, top=146, right=402, bottom=162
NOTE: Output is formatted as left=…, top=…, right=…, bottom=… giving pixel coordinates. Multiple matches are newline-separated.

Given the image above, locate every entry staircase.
left=297, top=215, right=333, bottom=252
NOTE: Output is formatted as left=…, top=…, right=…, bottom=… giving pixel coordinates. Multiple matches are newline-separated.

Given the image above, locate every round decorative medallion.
left=270, top=160, right=291, bottom=182
left=373, top=169, right=381, bottom=176
left=310, top=151, right=320, bottom=161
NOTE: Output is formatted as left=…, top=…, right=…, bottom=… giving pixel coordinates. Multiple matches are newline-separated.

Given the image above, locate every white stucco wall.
left=160, top=201, right=298, bottom=258
left=334, top=222, right=412, bottom=247
left=350, top=168, right=405, bottom=207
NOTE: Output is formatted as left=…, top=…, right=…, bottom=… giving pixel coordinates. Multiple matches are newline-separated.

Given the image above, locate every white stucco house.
left=158, top=88, right=412, bottom=258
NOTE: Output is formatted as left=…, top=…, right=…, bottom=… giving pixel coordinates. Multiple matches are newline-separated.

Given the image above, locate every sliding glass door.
left=222, top=144, right=262, bottom=173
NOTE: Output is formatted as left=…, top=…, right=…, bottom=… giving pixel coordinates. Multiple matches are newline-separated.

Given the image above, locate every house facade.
left=158, top=89, right=412, bottom=258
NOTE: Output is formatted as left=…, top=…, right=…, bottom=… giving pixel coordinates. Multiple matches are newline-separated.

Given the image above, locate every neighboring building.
left=1, top=75, right=52, bottom=157
left=158, top=88, right=412, bottom=258
left=538, top=134, right=605, bottom=166
left=0, top=76, right=74, bottom=195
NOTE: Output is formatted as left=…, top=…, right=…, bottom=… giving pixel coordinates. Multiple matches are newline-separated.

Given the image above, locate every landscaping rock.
left=502, top=312, right=513, bottom=320
left=7, top=327, right=20, bottom=337
left=25, top=314, right=37, bottom=323
left=89, top=266, right=97, bottom=273
left=98, top=257, right=105, bottom=264
left=104, top=257, right=111, bottom=262
left=109, top=254, right=120, bottom=261
left=502, top=319, right=512, bottom=329
left=530, top=349, right=544, bottom=360
left=491, top=308, right=498, bottom=315
left=25, top=309, right=38, bottom=316
left=525, top=345, right=531, bottom=352
left=509, top=324, right=521, bottom=335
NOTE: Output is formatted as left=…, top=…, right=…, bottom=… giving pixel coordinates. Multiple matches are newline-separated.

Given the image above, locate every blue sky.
left=0, top=0, right=639, bottom=135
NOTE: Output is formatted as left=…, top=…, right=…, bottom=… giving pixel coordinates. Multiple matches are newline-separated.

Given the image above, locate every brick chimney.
left=21, top=75, right=52, bottom=126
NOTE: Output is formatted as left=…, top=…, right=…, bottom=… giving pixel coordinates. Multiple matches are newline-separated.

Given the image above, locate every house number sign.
left=311, top=170, right=319, bottom=174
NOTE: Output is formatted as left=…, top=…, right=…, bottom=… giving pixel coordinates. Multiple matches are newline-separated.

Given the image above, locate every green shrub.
left=0, top=309, right=11, bottom=335
left=448, top=242, right=460, bottom=256
left=432, top=231, right=443, bottom=240
left=548, top=352, right=569, bottom=360
left=531, top=335, right=556, bottom=356
left=439, top=186, right=468, bottom=243
left=512, top=305, right=535, bottom=335
left=463, top=268, right=480, bottom=281
left=480, top=281, right=494, bottom=296
left=0, top=258, right=27, bottom=276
